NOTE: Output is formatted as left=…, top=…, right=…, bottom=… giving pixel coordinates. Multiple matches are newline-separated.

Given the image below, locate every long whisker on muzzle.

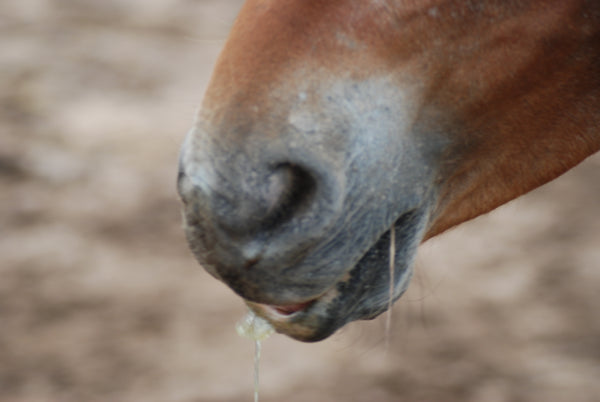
left=384, top=224, right=396, bottom=350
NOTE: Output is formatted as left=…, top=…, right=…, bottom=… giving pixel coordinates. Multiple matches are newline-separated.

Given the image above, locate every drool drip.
left=252, top=340, right=262, bottom=402
left=236, top=310, right=274, bottom=402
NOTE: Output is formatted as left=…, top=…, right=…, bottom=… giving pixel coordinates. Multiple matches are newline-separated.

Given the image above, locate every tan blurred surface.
left=1, top=1, right=599, bottom=401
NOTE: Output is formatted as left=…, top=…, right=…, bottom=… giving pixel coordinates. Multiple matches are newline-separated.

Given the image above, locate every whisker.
left=384, top=225, right=396, bottom=350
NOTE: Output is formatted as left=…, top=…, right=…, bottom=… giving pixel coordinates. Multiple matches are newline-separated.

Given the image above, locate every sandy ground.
left=1, top=1, right=599, bottom=401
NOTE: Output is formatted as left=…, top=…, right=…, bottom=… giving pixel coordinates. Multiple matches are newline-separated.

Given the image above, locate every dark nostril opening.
left=260, top=163, right=316, bottom=232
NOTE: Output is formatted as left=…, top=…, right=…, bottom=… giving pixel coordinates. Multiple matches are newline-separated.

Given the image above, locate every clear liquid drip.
left=253, top=340, right=261, bottom=402
left=236, top=310, right=274, bottom=341
left=236, top=310, right=274, bottom=402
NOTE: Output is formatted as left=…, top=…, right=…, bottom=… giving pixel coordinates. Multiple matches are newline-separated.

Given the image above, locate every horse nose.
left=177, top=129, right=344, bottom=302
left=181, top=162, right=317, bottom=237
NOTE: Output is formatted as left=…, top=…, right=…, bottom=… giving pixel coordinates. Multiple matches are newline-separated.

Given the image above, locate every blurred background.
left=1, top=1, right=599, bottom=401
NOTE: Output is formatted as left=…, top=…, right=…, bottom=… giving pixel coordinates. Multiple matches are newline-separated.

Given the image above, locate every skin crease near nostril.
left=243, top=239, right=264, bottom=259
left=243, top=257, right=260, bottom=270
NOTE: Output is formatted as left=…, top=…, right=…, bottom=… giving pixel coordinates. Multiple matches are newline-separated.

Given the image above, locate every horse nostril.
left=259, top=163, right=317, bottom=232
left=180, top=160, right=319, bottom=239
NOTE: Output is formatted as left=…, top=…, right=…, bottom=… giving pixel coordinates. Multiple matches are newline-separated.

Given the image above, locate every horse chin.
left=246, top=263, right=415, bottom=343
left=245, top=210, right=424, bottom=342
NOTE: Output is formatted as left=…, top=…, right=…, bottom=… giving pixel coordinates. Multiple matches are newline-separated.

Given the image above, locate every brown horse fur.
left=178, top=0, right=600, bottom=341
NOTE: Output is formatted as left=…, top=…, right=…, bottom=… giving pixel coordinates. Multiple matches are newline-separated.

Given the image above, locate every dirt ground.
left=1, top=1, right=599, bottom=401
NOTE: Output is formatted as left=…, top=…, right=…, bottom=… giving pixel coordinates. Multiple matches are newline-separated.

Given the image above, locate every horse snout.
left=177, top=132, right=345, bottom=304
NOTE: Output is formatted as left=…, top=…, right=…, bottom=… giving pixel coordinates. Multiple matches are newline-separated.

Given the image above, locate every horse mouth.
left=245, top=286, right=342, bottom=342
left=268, top=300, right=315, bottom=316
left=243, top=210, right=424, bottom=342
left=245, top=262, right=411, bottom=342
